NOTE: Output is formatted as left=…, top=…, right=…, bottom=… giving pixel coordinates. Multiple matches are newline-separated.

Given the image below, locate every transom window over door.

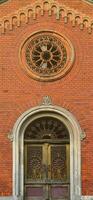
left=24, top=117, right=70, bottom=200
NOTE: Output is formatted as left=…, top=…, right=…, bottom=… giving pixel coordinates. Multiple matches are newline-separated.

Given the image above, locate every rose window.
left=21, top=31, right=74, bottom=81
left=25, top=34, right=67, bottom=76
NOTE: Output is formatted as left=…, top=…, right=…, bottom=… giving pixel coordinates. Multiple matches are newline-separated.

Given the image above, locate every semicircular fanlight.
left=24, top=117, right=69, bottom=140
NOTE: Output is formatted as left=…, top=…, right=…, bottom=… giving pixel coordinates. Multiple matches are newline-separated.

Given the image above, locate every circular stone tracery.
left=26, top=34, right=67, bottom=75
left=21, top=31, right=74, bottom=81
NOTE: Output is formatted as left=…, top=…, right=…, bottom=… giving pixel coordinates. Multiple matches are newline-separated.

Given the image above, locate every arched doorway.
left=12, top=98, right=82, bottom=200
left=24, top=116, right=70, bottom=200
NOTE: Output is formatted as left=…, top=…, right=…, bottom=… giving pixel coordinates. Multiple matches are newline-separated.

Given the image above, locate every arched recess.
left=12, top=97, right=83, bottom=200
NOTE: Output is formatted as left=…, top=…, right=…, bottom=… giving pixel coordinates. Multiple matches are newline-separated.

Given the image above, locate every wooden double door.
left=24, top=142, right=70, bottom=200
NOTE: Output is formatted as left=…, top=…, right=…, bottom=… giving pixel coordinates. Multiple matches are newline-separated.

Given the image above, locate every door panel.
left=25, top=145, right=43, bottom=181
left=50, top=145, right=68, bottom=181
left=25, top=185, right=47, bottom=200
left=50, top=185, right=69, bottom=200
left=24, top=143, right=70, bottom=200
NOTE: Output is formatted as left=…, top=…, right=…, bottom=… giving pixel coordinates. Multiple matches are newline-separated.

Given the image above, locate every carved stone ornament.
left=40, top=96, right=52, bottom=106
left=20, top=31, right=74, bottom=81
left=80, top=131, right=86, bottom=140
left=8, top=131, right=14, bottom=142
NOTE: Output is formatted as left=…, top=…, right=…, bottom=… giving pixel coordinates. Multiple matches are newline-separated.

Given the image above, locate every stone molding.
left=0, top=0, right=93, bottom=35
left=81, top=197, right=93, bottom=200
left=0, top=196, right=93, bottom=200
left=0, top=197, right=13, bottom=200
left=0, top=195, right=93, bottom=199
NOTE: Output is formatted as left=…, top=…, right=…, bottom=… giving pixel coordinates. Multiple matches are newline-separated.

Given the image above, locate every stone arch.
left=12, top=98, right=83, bottom=200
left=43, top=1, right=50, bottom=11
left=59, top=8, right=65, bottom=17
left=83, top=18, right=89, bottom=27
left=75, top=15, right=81, bottom=25
left=12, top=16, right=18, bottom=28
left=67, top=12, right=74, bottom=21
left=35, top=5, right=42, bottom=15
left=28, top=8, right=33, bottom=20
left=19, top=12, right=26, bottom=24
left=51, top=5, right=58, bottom=14
left=4, top=19, right=10, bottom=31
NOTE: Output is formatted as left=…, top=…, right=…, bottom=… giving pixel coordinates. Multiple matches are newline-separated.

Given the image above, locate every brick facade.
left=0, top=0, right=93, bottom=198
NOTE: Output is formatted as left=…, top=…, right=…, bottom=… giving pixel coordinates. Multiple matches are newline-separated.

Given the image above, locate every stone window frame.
left=12, top=104, right=83, bottom=200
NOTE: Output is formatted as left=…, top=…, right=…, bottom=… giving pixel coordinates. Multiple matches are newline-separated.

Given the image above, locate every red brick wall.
left=0, top=1, right=93, bottom=196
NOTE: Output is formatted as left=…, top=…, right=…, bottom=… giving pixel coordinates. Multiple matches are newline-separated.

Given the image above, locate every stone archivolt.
left=0, top=0, right=93, bottom=34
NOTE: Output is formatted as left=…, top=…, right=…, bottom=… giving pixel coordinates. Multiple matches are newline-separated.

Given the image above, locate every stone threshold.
left=0, top=196, right=93, bottom=200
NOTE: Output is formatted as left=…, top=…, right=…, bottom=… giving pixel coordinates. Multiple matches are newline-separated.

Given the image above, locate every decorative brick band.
left=0, top=0, right=93, bottom=35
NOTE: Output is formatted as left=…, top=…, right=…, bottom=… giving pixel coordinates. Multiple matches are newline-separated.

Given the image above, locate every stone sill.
left=0, top=196, right=93, bottom=200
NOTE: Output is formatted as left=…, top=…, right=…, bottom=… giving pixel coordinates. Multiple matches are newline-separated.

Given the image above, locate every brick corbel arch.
left=12, top=97, right=83, bottom=200
left=0, top=0, right=93, bottom=34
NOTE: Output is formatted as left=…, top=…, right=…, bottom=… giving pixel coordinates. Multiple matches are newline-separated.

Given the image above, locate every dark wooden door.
left=24, top=143, right=70, bottom=200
